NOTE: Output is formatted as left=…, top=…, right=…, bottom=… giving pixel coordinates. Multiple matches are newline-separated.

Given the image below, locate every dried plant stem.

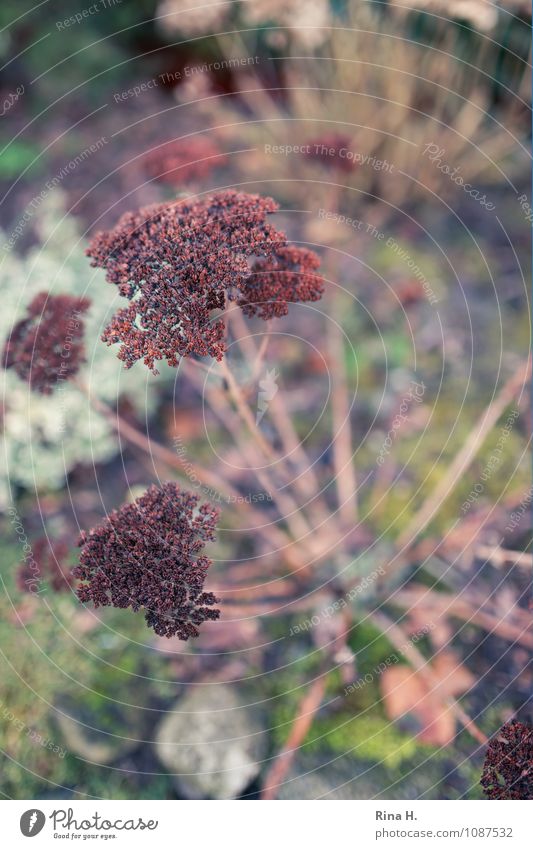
left=210, top=347, right=356, bottom=566
left=371, top=610, right=488, bottom=745
left=474, top=544, right=533, bottom=571
left=212, top=359, right=328, bottom=547
left=217, top=577, right=331, bottom=610
left=226, top=310, right=335, bottom=530
left=391, top=587, right=533, bottom=651
left=217, top=591, right=332, bottom=618
left=327, top=300, right=359, bottom=529
left=249, top=333, right=271, bottom=384
left=76, top=381, right=222, bottom=491
left=261, top=670, right=329, bottom=800
left=322, top=213, right=360, bottom=530
left=183, top=361, right=325, bottom=559
left=267, top=392, right=335, bottom=526
left=215, top=32, right=286, bottom=128
left=396, top=358, right=531, bottom=550
left=218, top=356, right=277, bottom=460
left=217, top=378, right=342, bottom=560
left=74, top=378, right=306, bottom=571
left=226, top=303, right=259, bottom=363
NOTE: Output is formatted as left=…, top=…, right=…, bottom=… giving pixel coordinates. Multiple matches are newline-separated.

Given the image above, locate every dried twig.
left=327, top=298, right=359, bottom=528
left=218, top=356, right=278, bottom=459
left=391, top=586, right=533, bottom=650
left=397, top=358, right=531, bottom=549
left=474, top=543, right=533, bottom=570
left=261, top=669, right=329, bottom=800
left=74, top=378, right=306, bottom=571
left=227, top=309, right=334, bottom=530
left=183, top=360, right=320, bottom=554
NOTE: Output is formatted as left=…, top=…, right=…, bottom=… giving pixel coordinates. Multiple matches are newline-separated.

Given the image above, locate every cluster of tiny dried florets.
left=2, top=292, right=90, bottom=394
left=480, top=720, right=533, bottom=799
left=87, top=190, right=323, bottom=373
left=72, top=483, right=220, bottom=640
left=239, top=246, right=324, bottom=320
left=143, top=136, right=227, bottom=185
left=17, top=537, right=72, bottom=594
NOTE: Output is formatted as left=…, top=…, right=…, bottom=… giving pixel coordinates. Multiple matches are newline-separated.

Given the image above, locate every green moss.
left=0, top=540, right=176, bottom=799
left=306, top=713, right=420, bottom=768
left=348, top=621, right=396, bottom=674
left=0, top=141, right=43, bottom=179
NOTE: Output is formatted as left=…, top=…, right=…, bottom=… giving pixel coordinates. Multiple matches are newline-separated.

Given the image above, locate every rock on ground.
left=154, top=684, right=266, bottom=799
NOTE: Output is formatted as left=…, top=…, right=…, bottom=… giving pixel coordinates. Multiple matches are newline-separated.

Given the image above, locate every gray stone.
left=154, top=684, right=266, bottom=799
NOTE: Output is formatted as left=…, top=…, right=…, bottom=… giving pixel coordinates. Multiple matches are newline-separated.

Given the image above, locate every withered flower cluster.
left=73, top=483, right=220, bottom=640
left=143, top=136, right=227, bottom=185
left=2, top=292, right=90, bottom=394
left=87, top=190, right=322, bottom=372
left=481, top=719, right=533, bottom=799
left=239, top=246, right=323, bottom=320
left=17, top=537, right=72, bottom=594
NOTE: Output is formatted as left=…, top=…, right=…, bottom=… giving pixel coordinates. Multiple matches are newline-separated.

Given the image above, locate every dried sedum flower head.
left=143, top=137, right=227, bottom=186
left=17, top=537, right=72, bottom=594
left=481, top=720, right=533, bottom=799
left=73, top=483, right=220, bottom=640
left=239, top=246, right=323, bottom=320
left=2, top=292, right=90, bottom=394
left=88, top=190, right=322, bottom=373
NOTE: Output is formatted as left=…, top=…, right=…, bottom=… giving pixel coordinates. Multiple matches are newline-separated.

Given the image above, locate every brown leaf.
left=381, top=651, right=475, bottom=746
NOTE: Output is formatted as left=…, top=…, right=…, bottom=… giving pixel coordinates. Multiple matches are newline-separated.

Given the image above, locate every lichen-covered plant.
left=0, top=197, right=165, bottom=507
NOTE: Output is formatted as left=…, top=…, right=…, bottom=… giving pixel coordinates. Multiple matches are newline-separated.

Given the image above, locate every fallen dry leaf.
left=380, top=650, right=475, bottom=746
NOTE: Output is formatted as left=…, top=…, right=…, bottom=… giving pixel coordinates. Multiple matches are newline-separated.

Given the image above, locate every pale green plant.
left=0, top=193, right=166, bottom=507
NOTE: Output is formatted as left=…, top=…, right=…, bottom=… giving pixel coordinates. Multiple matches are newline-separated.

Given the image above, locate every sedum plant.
left=0, top=194, right=163, bottom=506
left=4, top=187, right=530, bottom=800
